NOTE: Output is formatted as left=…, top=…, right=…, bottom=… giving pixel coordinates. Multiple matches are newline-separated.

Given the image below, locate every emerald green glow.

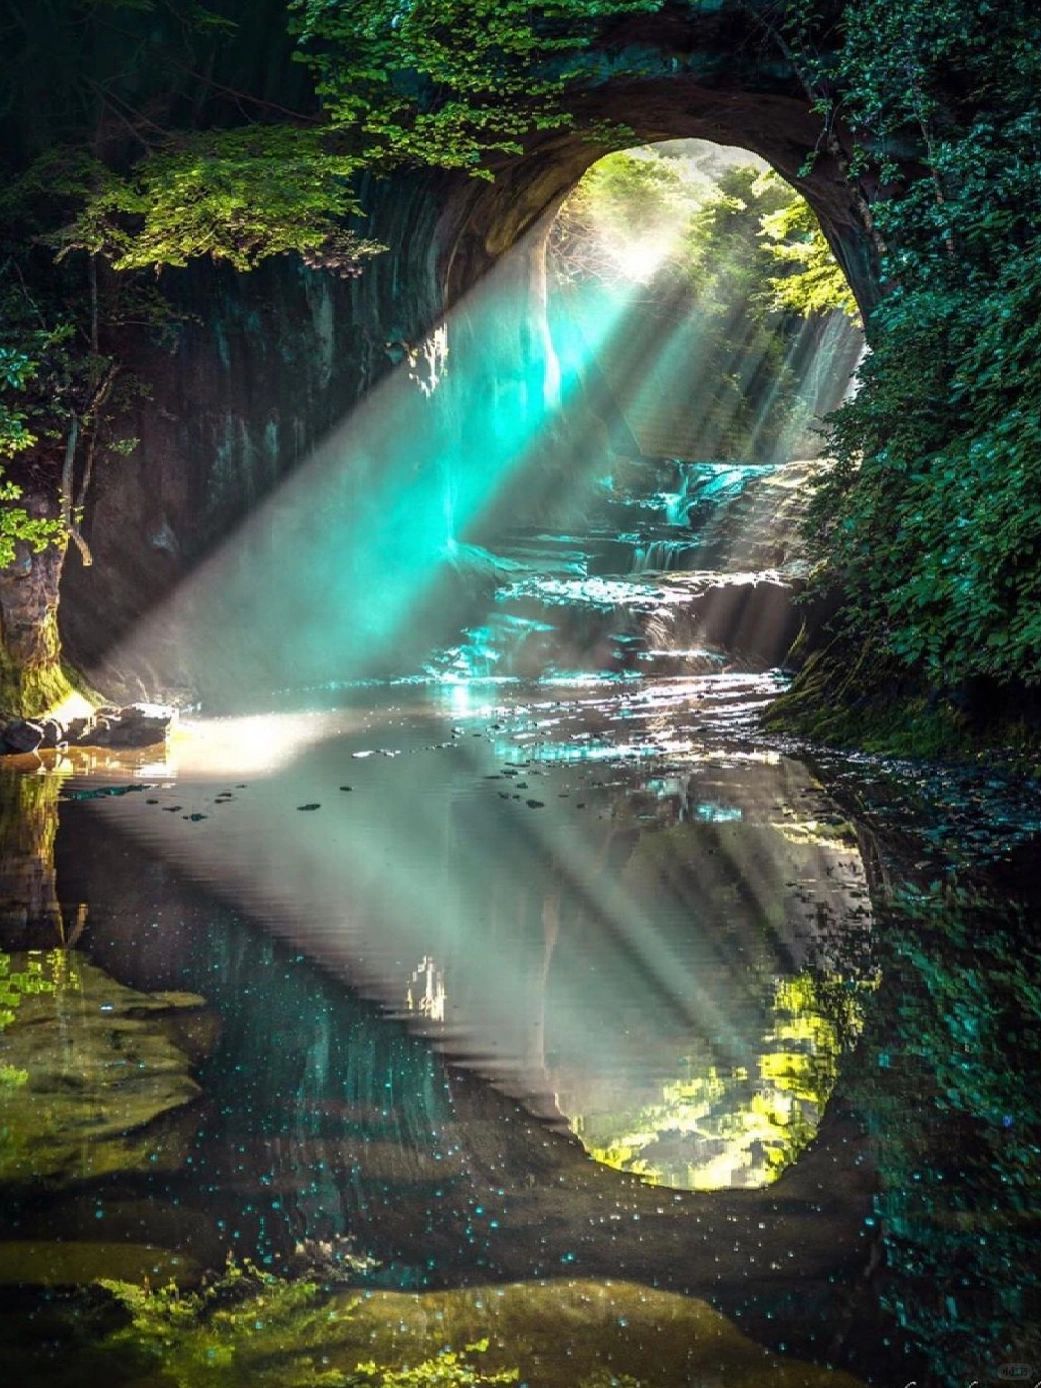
left=117, top=229, right=656, bottom=702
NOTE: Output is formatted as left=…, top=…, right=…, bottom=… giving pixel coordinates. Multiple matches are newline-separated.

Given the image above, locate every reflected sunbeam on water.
left=37, top=675, right=873, bottom=1194
left=0, top=675, right=892, bottom=1386
left=6, top=663, right=1041, bottom=1388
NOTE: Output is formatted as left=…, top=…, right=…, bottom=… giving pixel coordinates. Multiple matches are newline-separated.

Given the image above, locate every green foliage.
left=0, top=346, right=40, bottom=460
left=0, top=476, right=66, bottom=568
left=0, top=1, right=385, bottom=591
left=0, top=322, right=70, bottom=566
left=0, top=953, right=55, bottom=1086
left=97, top=1260, right=520, bottom=1387
left=48, top=128, right=383, bottom=275
left=551, top=147, right=695, bottom=265
left=849, top=879, right=1041, bottom=1379
left=553, top=151, right=851, bottom=461
left=760, top=195, right=859, bottom=322
left=290, top=0, right=664, bottom=174
left=791, top=0, right=1041, bottom=695
left=100, top=1260, right=344, bottom=1386
left=352, top=1340, right=518, bottom=1387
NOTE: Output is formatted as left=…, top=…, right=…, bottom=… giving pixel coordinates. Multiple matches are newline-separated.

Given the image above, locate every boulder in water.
left=91, top=703, right=175, bottom=748
left=0, top=955, right=212, bottom=1188
left=1, top=704, right=175, bottom=756
left=1, top=719, right=45, bottom=755
left=64, top=703, right=175, bottom=750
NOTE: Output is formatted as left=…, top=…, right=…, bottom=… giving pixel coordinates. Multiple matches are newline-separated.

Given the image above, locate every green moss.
left=86, top=1268, right=864, bottom=1388
left=0, top=646, right=103, bottom=722
left=0, top=954, right=209, bottom=1187
left=337, top=1281, right=864, bottom=1388
left=0, top=618, right=74, bottom=719
left=767, top=647, right=1041, bottom=764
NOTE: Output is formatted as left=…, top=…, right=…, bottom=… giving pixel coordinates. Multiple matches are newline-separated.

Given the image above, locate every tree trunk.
left=0, top=772, right=63, bottom=935
left=0, top=492, right=72, bottom=718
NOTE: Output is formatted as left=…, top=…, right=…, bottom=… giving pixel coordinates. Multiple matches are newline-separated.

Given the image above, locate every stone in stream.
left=0, top=956, right=214, bottom=1188
left=1, top=705, right=176, bottom=757
left=0, top=1240, right=201, bottom=1289
left=38, top=718, right=64, bottom=749
left=0, top=719, right=45, bottom=755
left=89, top=703, right=175, bottom=749
left=290, top=1280, right=866, bottom=1388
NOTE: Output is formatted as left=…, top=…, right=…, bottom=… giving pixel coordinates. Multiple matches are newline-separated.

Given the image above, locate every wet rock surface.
left=0, top=720, right=46, bottom=755
left=1, top=705, right=175, bottom=757
left=0, top=956, right=212, bottom=1187
left=322, top=1279, right=867, bottom=1388
left=0, top=1239, right=200, bottom=1288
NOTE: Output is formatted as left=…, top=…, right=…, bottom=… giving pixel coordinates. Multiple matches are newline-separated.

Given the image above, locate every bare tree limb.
left=60, top=413, right=93, bottom=567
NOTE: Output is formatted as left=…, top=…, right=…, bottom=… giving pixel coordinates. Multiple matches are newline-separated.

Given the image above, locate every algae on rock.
left=0, top=953, right=210, bottom=1186
left=91, top=1272, right=867, bottom=1388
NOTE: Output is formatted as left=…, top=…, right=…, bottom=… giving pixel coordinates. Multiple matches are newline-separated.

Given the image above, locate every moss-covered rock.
left=91, top=1274, right=867, bottom=1388
left=0, top=955, right=208, bottom=1187
left=330, top=1279, right=866, bottom=1388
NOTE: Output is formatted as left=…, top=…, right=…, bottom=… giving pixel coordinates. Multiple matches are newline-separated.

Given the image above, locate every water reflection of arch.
left=43, top=799, right=878, bottom=1371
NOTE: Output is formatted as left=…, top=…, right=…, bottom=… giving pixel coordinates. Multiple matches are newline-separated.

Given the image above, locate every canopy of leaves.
left=46, top=127, right=382, bottom=275
left=798, top=0, right=1041, bottom=690
left=289, top=0, right=664, bottom=173
left=550, top=146, right=857, bottom=460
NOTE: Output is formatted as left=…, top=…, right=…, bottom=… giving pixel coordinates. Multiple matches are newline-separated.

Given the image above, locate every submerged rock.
left=315, top=1279, right=865, bottom=1387
left=0, top=1239, right=200, bottom=1288
left=0, top=956, right=211, bottom=1188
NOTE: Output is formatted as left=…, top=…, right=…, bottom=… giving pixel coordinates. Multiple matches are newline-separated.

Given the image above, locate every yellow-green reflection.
left=0, top=949, right=211, bottom=1186
left=565, top=971, right=864, bottom=1190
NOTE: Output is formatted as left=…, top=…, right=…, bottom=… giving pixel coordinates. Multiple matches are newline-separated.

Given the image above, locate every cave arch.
left=60, top=6, right=882, bottom=682
left=429, top=26, right=879, bottom=317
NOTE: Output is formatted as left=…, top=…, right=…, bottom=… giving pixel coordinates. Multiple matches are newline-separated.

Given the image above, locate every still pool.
left=1, top=674, right=1039, bottom=1386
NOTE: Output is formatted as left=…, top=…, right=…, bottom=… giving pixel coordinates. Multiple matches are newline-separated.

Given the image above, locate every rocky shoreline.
left=0, top=703, right=176, bottom=757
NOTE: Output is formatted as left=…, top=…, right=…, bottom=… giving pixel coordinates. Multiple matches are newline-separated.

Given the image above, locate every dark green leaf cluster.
left=850, top=880, right=1041, bottom=1380
left=800, top=0, right=1041, bottom=690
left=290, top=0, right=665, bottom=174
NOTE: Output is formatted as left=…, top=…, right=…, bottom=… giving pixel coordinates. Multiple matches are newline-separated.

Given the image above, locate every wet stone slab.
left=0, top=956, right=210, bottom=1187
